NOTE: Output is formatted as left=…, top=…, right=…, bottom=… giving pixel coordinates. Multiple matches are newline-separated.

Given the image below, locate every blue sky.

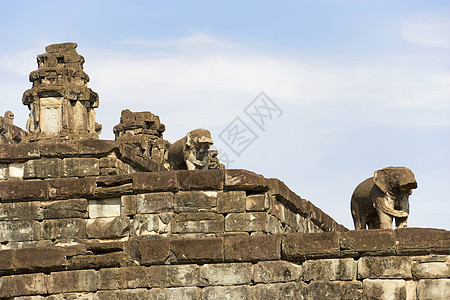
left=1, top=1, right=449, bottom=230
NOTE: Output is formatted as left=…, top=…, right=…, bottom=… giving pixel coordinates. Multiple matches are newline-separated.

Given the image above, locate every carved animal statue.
left=167, top=129, right=213, bottom=170
left=351, top=167, right=417, bottom=229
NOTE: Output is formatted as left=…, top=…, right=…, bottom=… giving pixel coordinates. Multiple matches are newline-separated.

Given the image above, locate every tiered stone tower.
left=22, top=43, right=100, bottom=141
left=0, top=43, right=448, bottom=299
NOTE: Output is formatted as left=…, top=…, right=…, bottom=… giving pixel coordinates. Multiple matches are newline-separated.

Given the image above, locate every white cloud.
left=401, top=21, right=450, bottom=49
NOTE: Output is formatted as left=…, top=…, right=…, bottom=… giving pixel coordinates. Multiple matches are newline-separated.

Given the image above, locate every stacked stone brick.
left=0, top=229, right=448, bottom=299
left=0, top=169, right=343, bottom=249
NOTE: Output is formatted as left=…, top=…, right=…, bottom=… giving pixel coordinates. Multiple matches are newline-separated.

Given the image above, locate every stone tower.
left=22, top=42, right=100, bottom=141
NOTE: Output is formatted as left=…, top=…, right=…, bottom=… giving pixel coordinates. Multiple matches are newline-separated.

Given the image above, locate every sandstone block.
left=132, top=171, right=178, bottom=193
left=177, top=169, right=224, bottom=191
left=253, top=261, right=302, bottom=283
left=170, top=237, right=224, bottom=263
left=137, top=192, right=174, bottom=213
left=47, top=177, right=96, bottom=200
left=117, top=266, right=150, bottom=289
left=13, top=246, right=68, bottom=272
left=62, top=158, right=99, bottom=177
left=0, top=202, right=41, bottom=220
left=217, top=191, right=246, bottom=213
left=67, top=252, right=126, bottom=270
left=396, top=228, right=450, bottom=255
left=308, top=281, right=362, bottom=300
left=121, top=194, right=136, bottom=216
left=131, top=214, right=159, bottom=236
left=412, top=255, right=450, bottom=278
left=97, top=268, right=119, bottom=290
left=224, top=235, right=281, bottom=262
left=224, top=169, right=269, bottom=192
left=147, top=287, right=201, bottom=299
left=200, top=263, right=252, bottom=286
left=0, top=273, right=47, bottom=298
left=266, top=215, right=284, bottom=234
left=173, top=212, right=224, bottom=233
left=362, top=279, right=406, bottom=300
left=88, top=198, right=121, bottom=218
left=86, top=216, right=129, bottom=239
left=47, top=270, right=97, bottom=294
left=148, top=264, right=201, bottom=287
left=43, top=219, right=86, bottom=240
left=201, top=285, right=252, bottom=300
left=417, top=279, right=450, bottom=300
left=0, top=180, right=48, bottom=201
left=24, top=158, right=63, bottom=179
left=282, top=232, right=340, bottom=260
left=253, top=282, right=307, bottom=300
left=40, top=199, right=88, bottom=219
left=125, top=239, right=170, bottom=265
left=246, top=193, right=269, bottom=211
left=303, top=258, right=356, bottom=281
left=97, top=289, right=148, bottom=300
left=0, top=220, right=41, bottom=242
left=174, top=191, right=217, bottom=212
left=225, top=212, right=267, bottom=232
left=340, top=229, right=395, bottom=255
left=358, top=256, right=412, bottom=279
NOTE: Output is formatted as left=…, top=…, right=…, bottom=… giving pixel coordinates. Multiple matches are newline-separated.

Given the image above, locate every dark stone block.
left=47, top=177, right=96, bottom=200
left=125, top=239, right=171, bottom=265
left=24, top=158, right=63, bottom=179
left=307, top=281, right=362, bottom=300
left=174, top=191, right=217, bottom=212
left=177, top=169, right=224, bottom=191
left=0, top=180, right=48, bottom=201
left=0, top=202, right=41, bottom=220
left=42, top=218, right=86, bottom=240
left=170, top=237, right=224, bottom=263
left=173, top=212, right=224, bottom=233
left=225, top=169, right=269, bottom=192
left=0, top=273, right=47, bottom=298
left=13, top=246, right=67, bottom=272
left=395, top=228, right=450, bottom=255
left=282, top=232, right=340, bottom=261
left=340, top=229, right=395, bottom=255
left=86, top=216, right=129, bottom=239
left=40, top=199, right=88, bottom=219
left=132, top=171, right=178, bottom=193
left=0, top=144, right=40, bottom=162
left=224, top=235, right=281, bottom=262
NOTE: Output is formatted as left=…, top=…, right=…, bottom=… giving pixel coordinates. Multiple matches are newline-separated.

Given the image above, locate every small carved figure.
left=0, top=111, right=27, bottom=144
left=168, top=129, right=214, bottom=170
left=351, top=166, right=417, bottom=229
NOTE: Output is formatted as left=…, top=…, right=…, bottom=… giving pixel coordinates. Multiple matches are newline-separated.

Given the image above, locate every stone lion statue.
left=167, top=129, right=214, bottom=170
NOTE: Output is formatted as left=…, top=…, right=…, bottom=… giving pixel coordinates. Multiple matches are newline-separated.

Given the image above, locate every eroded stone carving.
left=22, top=42, right=100, bottom=141
left=351, top=166, right=417, bottom=229
left=114, top=109, right=170, bottom=170
left=168, top=129, right=214, bottom=170
left=0, top=111, right=27, bottom=144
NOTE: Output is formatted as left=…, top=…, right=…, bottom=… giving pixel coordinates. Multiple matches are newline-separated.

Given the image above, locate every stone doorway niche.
left=39, top=97, right=62, bottom=135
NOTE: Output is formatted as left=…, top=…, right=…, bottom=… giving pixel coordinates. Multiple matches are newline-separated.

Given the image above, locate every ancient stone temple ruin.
left=0, top=43, right=448, bottom=299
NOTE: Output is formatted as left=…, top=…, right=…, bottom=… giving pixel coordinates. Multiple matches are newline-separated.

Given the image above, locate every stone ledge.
left=1, top=228, right=448, bottom=276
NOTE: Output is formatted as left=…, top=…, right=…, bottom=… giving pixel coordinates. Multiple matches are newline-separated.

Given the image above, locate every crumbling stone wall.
left=0, top=169, right=344, bottom=250
left=0, top=228, right=448, bottom=299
